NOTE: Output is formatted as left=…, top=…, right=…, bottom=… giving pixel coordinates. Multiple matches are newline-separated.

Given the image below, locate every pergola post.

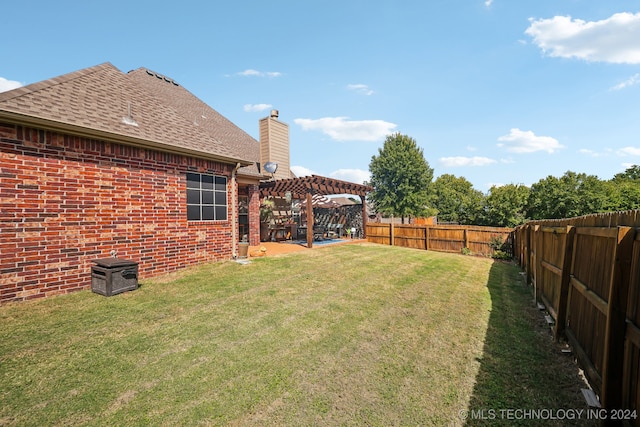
left=306, top=192, right=314, bottom=248
left=361, top=197, right=367, bottom=239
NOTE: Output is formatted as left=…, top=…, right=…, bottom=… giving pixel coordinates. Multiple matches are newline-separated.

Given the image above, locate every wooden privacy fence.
left=514, top=210, right=640, bottom=421
left=366, top=223, right=514, bottom=257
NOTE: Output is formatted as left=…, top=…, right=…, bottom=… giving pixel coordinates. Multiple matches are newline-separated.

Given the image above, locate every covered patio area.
left=259, top=175, right=373, bottom=248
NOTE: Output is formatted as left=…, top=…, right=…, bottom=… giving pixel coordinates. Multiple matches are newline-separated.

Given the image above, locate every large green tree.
left=368, top=133, right=434, bottom=222
left=613, top=164, right=640, bottom=181
left=608, top=165, right=640, bottom=211
left=527, top=171, right=609, bottom=220
left=430, top=174, right=485, bottom=224
left=484, top=184, right=530, bottom=227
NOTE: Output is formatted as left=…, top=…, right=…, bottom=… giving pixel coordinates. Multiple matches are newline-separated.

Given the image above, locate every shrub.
left=492, top=250, right=512, bottom=260
left=488, top=235, right=511, bottom=259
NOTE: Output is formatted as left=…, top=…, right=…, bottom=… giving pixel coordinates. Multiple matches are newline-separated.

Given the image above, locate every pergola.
left=259, top=175, right=373, bottom=248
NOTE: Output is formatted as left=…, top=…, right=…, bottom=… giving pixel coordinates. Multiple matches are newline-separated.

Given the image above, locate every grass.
left=0, top=243, right=593, bottom=426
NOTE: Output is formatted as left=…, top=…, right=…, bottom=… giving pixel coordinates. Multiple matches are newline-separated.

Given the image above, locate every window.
left=186, top=172, right=227, bottom=221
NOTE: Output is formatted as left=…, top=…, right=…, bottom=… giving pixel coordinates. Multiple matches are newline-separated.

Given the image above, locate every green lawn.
left=0, top=243, right=593, bottom=426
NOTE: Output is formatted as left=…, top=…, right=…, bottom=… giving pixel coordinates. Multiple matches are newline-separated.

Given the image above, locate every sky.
left=2, top=1, right=640, bottom=192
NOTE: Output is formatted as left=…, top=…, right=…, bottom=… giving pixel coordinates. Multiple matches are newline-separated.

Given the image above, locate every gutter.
left=231, top=162, right=242, bottom=259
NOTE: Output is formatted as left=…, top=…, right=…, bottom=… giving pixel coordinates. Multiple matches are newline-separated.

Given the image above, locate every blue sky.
left=2, top=1, right=640, bottom=192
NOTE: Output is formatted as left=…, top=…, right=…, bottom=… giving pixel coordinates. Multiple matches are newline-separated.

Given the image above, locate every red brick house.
left=0, top=63, right=279, bottom=303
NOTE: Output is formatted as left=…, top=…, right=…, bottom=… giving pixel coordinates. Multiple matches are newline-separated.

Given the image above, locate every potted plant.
left=236, top=234, right=249, bottom=259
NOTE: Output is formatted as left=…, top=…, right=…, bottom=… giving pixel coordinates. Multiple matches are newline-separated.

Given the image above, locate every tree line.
left=368, top=133, right=640, bottom=227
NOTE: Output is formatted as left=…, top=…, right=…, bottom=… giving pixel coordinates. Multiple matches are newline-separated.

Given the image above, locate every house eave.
left=0, top=111, right=253, bottom=167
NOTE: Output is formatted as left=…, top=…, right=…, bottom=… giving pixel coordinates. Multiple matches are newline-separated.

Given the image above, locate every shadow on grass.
left=464, top=260, right=596, bottom=427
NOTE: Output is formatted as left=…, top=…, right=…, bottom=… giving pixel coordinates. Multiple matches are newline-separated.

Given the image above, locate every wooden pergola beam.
left=259, top=174, right=373, bottom=247
left=259, top=175, right=372, bottom=198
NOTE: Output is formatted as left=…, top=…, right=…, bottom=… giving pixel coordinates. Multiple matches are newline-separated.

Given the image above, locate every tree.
left=368, top=133, right=434, bottom=222
left=484, top=184, right=530, bottom=227
left=527, top=171, right=609, bottom=220
left=613, top=164, right=640, bottom=181
left=430, top=174, right=485, bottom=224
left=609, top=165, right=640, bottom=210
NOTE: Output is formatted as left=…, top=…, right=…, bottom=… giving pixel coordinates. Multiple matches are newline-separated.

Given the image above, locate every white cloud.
left=580, top=148, right=611, bottom=157
left=484, top=0, right=493, bottom=7
left=525, top=12, right=640, bottom=64
left=497, top=128, right=564, bottom=153
left=236, top=69, right=282, bottom=78
left=243, top=103, right=273, bottom=112
left=290, top=165, right=316, bottom=178
left=237, top=69, right=261, bottom=77
left=290, top=166, right=370, bottom=184
left=579, top=148, right=598, bottom=157
left=617, top=146, right=640, bottom=156
left=294, top=116, right=397, bottom=142
left=329, top=168, right=371, bottom=184
left=0, top=77, right=22, bottom=92
left=347, top=84, right=374, bottom=96
left=439, top=156, right=497, bottom=167
left=611, top=73, right=640, bottom=91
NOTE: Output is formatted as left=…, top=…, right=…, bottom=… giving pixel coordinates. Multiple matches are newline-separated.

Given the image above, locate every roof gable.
left=0, top=63, right=254, bottom=165
left=127, top=68, right=262, bottom=176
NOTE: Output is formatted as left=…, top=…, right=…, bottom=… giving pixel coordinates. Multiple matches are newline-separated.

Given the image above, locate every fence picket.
left=365, top=224, right=514, bottom=257
left=513, top=210, right=640, bottom=422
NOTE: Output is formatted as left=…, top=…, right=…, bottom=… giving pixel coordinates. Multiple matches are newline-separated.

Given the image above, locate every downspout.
left=231, top=162, right=242, bottom=259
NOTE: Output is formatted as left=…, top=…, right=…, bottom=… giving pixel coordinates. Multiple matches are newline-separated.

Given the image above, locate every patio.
left=248, top=239, right=367, bottom=256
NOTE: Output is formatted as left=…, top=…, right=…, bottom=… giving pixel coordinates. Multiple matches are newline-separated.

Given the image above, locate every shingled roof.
left=0, top=62, right=258, bottom=167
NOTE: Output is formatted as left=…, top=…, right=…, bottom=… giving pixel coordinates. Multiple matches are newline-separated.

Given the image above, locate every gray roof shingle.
left=0, top=62, right=260, bottom=168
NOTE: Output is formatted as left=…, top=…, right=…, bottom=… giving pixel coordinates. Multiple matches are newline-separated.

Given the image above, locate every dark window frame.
left=186, top=172, right=228, bottom=221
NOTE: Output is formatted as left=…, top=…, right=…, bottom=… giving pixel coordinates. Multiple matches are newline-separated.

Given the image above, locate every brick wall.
left=247, top=184, right=261, bottom=246
left=0, top=123, right=237, bottom=303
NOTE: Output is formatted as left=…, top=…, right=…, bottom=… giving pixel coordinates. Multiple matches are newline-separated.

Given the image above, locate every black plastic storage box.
left=91, top=258, right=139, bottom=296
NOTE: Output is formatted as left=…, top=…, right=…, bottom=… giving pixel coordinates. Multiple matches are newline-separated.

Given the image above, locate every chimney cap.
left=270, top=109, right=279, bottom=118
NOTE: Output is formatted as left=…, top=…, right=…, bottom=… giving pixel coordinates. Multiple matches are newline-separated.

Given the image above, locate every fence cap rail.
left=516, top=209, right=640, bottom=229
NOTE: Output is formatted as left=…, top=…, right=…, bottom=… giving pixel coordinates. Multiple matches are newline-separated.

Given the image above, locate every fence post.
left=524, top=225, right=531, bottom=283
left=425, top=226, right=429, bottom=251
left=390, top=221, right=394, bottom=247
left=622, top=231, right=640, bottom=414
left=601, top=226, right=635, bottom=410
left=555, top=226, right=575, bottom=339
left=533, top=225, right=541, bottom=303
